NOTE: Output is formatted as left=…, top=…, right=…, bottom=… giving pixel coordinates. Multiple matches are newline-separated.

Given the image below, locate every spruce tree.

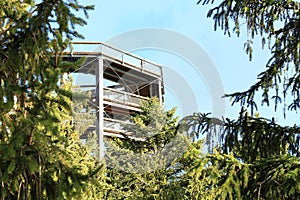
left=104, top=98, right=189, bottom=199
left=179, top=0, right=300, bottom=199
left=0, top=1, right=103, bottom=199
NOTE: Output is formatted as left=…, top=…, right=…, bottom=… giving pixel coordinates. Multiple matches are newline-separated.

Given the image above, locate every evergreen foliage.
left=179, top=0, right=300, bottom=198
left=0, top=1, right=101, bottom=199
left=181, top=112, right=300, bottom=199
left=1, top=0, right=299, bottom=199
left=104, top=98, right=189, bottom=199
left=197, top=0, right=300, bottom=114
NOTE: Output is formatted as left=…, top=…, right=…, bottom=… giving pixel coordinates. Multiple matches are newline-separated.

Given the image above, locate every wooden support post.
left=158, top=79, right=163, bottom=104
left=96, top=57, right=104, bottom=160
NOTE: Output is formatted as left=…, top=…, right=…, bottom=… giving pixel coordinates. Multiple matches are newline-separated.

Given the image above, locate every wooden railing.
left=73, top=85, right=148, bottom=108
left=70, top=41, right=163, bottom=77
left=103, top=87, right=148, bottom=107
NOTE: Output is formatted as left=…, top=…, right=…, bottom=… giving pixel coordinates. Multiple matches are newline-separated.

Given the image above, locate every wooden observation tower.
left=64, top=42, right=164, bottom=159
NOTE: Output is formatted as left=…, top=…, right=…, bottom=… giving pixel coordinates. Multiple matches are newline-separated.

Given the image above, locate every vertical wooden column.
left=158, top=78, right=163, bottom=104
left=159, top=66, right=163, bottom=105
left=96, top=57, right=104, bottom=159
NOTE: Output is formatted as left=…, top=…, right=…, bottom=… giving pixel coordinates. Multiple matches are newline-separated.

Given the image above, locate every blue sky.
left=75, top=0, right=297, bottom=125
